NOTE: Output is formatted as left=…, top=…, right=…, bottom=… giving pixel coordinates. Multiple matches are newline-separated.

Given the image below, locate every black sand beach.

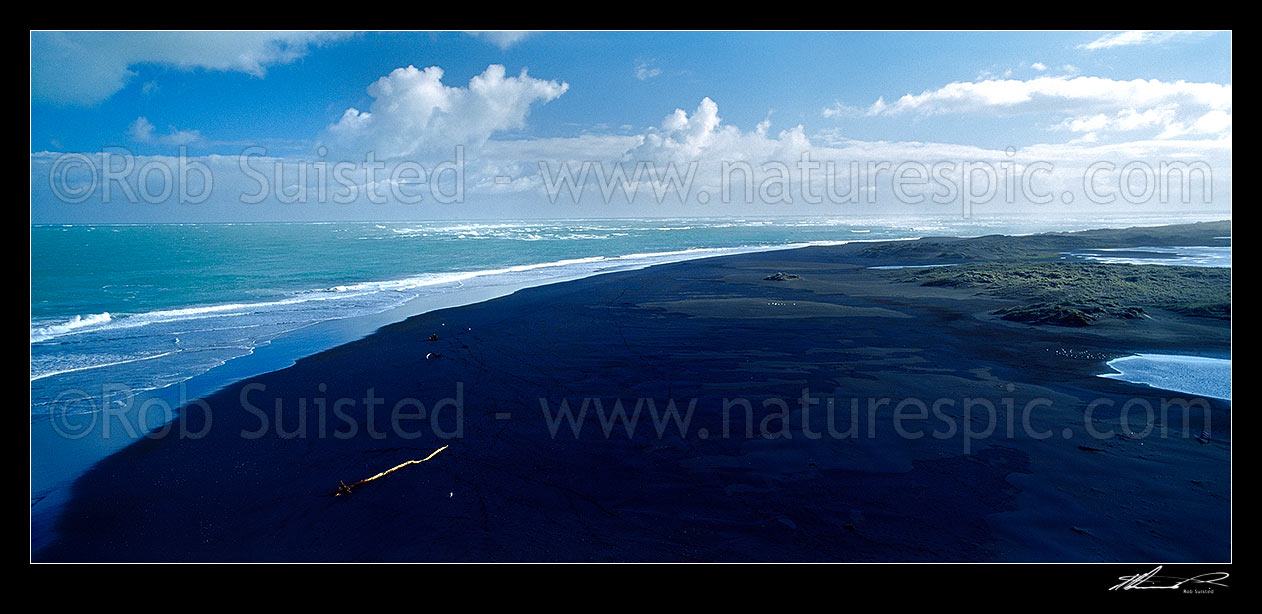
left=35, top=222, right=1231, bottom=562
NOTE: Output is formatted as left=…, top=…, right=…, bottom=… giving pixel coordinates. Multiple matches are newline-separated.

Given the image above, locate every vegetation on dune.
left=858, top=238, right=1043, bottom=261
left=901, top=262, right=1230, bottom=327
left=991, top=300, right=1146, bottom=327
left=855, top=221, right=1231, bottom=327
left=856, top=220, right=1231, bottom=264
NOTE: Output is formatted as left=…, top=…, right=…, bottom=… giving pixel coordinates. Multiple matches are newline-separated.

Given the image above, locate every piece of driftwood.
left=335, top=445, right=449, bottom=496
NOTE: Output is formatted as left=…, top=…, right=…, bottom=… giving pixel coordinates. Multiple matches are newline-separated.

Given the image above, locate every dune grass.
left=901, top=262, right=1230, bottom=326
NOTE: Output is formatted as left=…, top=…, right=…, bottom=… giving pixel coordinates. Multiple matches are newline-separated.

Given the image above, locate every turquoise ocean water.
left=30, top=214, right=1229, bottom=420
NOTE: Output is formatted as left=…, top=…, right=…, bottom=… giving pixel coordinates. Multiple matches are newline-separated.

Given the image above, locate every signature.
left=1110, top=566, right=1229, bottom=591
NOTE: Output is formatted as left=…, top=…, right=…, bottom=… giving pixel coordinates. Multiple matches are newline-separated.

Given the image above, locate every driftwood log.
left=335, top=445, right=449, bottom=496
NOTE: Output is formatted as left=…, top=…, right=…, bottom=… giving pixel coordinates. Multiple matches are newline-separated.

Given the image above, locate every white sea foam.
left=30, top=349, right=181, bottom=381
left=30, top=312, right=112, bottom=342
left=29, top=245, right=832, bottom=356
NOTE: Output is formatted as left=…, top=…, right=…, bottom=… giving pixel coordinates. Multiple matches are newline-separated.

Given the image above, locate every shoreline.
left=33, top=221, right=1231, bottom=561
left=1099, top=354, right=1232, bottom=401
left=31, top=237, right=886, bottom=550
left=29, top=241, right=847, bottom=535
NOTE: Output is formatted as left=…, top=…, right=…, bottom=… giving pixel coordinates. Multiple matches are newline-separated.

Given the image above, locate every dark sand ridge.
left=36, top=222, right=1231, bottom=562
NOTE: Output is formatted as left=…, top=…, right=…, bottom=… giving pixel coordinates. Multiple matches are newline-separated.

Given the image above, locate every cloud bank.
left=862, top=76, right=1231, bottom=143
left=31, top=31, right=351, bottom=106
left=1080, top=31, right=1213, bottom=51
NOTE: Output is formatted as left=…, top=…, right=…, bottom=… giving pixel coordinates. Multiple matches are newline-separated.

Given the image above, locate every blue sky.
left=30, top=31, right=1232, bottom=222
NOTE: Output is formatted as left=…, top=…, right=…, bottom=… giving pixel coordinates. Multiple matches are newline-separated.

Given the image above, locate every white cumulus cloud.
left=328, top=64, right=569, bottom=158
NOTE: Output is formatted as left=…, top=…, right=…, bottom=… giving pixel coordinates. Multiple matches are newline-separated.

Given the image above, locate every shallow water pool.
left=1100, top=353, right=1231, bottom=400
